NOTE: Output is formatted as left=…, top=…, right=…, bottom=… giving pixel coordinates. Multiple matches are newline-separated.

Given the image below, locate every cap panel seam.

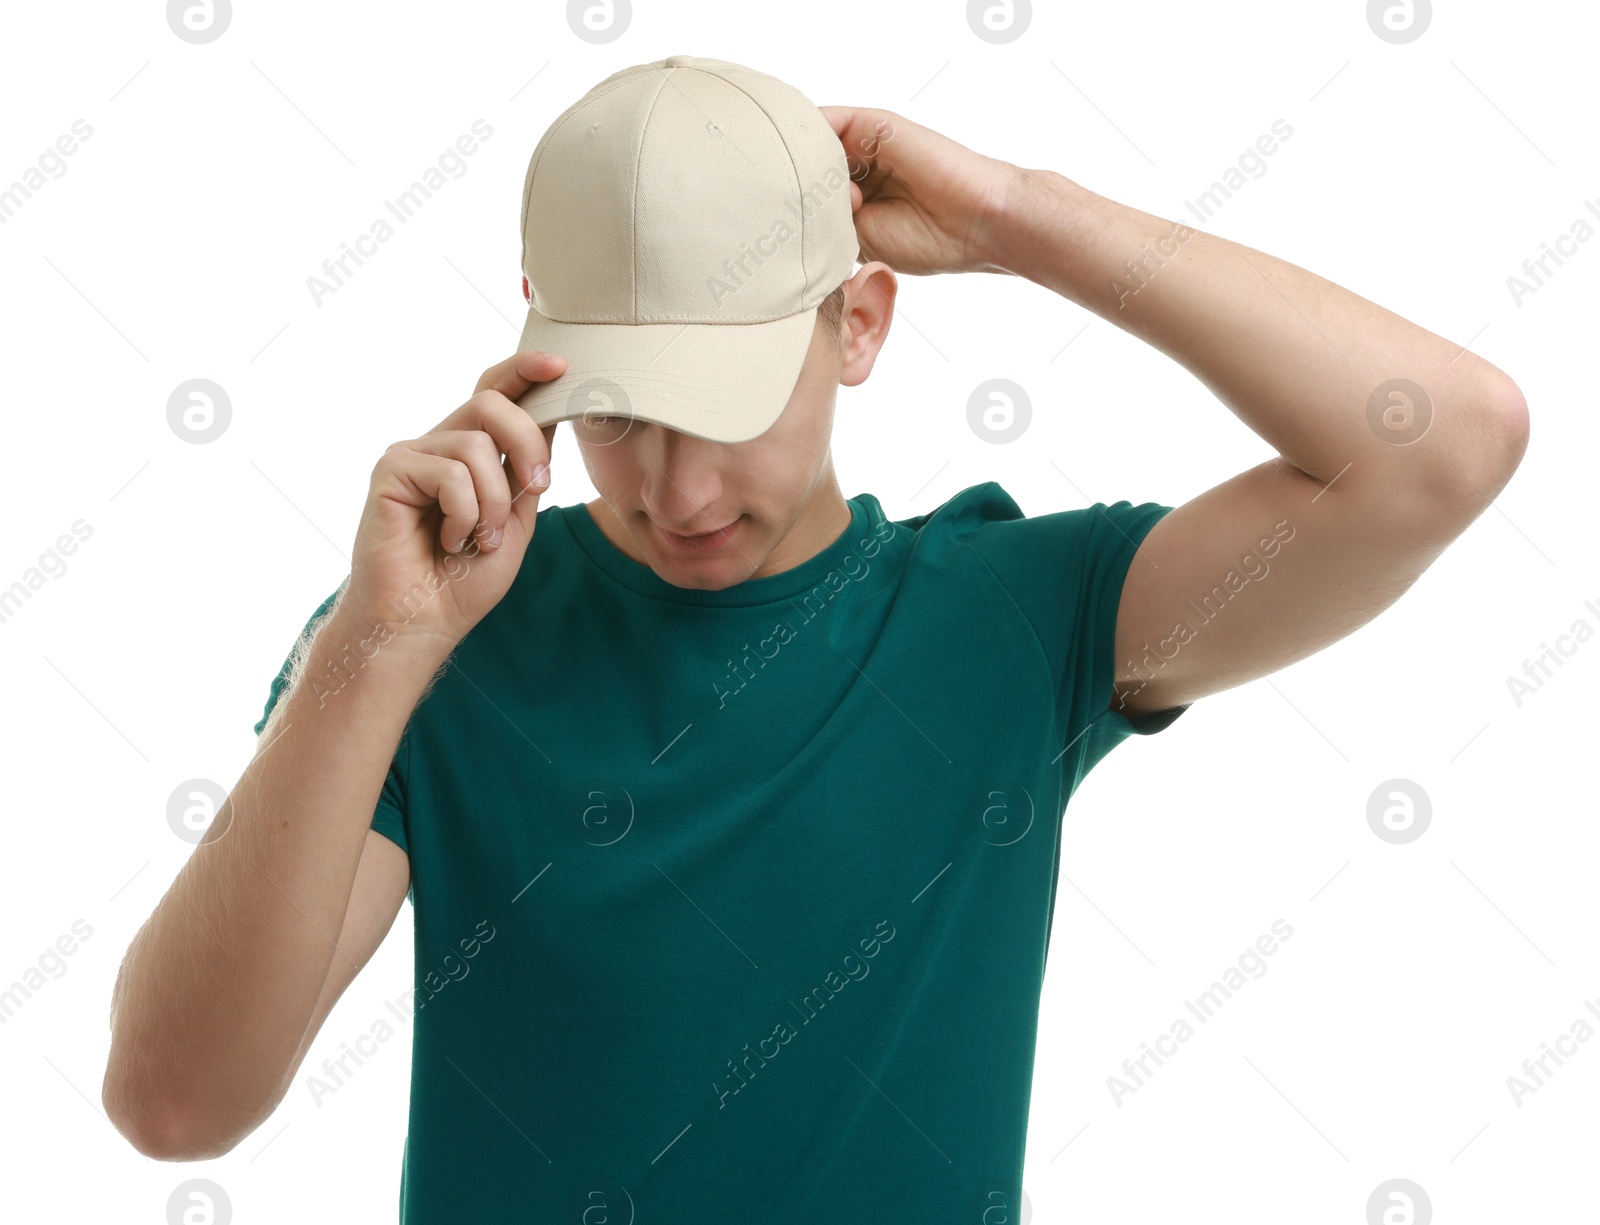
left=703, top=73, right=810, bottom=312
left=521, top=72, right=649, bottom=277
left=632, top=67, right=681, bottom=322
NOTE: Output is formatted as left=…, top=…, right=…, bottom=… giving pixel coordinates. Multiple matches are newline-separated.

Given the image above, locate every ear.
left=838, top=263, right=897, bottom=388
left=522, top=276, right=531, bottom=304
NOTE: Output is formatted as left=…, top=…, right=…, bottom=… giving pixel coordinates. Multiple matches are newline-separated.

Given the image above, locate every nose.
left=644, top=453, right=727, bottom=533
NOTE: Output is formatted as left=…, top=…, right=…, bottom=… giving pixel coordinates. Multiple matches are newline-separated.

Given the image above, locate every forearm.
left=103, top=608, right=447, bottom=1157
left=990, top=170, right=1527, bottom=504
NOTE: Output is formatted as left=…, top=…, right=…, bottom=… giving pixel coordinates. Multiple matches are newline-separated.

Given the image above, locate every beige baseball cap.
left=514, top=55, right=860, bottom=444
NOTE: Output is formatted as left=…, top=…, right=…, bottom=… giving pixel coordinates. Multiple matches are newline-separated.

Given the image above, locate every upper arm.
left=282, top=829, right=411, bottom=1086
left=1110, top=454, right=1474, bottom=718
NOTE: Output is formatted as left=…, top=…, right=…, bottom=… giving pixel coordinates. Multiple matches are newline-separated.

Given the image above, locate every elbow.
left=1424, top=379, right=1530, bottom=519
left=1485, top=377, right=1530, bottom=475
left=102, top=1064, right=242, bottom=1163
left=103, top=1097, right=188, bottom=1163
left=118, top=1122, right=211, bottom=1165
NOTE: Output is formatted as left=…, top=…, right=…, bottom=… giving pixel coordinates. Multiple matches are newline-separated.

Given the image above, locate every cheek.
left=768, top=395, right=832, bottom=462
left=575, top=438, right=624, bottom=487
left=746, top=438, right=814, bottom=496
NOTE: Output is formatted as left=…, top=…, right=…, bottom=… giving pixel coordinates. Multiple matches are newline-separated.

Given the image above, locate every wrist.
left=320, top=605, right=459, bottom=682
left=984, top=167, right=1096, bottom=280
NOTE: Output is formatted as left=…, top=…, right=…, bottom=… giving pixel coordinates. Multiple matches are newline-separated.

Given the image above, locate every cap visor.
left=515, top=303, right=819, bottom=444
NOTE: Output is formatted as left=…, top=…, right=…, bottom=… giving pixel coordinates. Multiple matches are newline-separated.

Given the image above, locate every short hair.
left=815, top=281, right=847, bottom=355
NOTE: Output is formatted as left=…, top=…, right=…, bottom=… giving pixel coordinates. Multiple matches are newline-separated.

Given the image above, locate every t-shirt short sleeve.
left=252, top=586, right=411, bottom=856
left=954, top=489, right=1190, bottom=784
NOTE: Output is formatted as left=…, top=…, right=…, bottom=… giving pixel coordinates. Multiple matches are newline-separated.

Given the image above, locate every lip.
left=656, top=516, right=742, bottom=553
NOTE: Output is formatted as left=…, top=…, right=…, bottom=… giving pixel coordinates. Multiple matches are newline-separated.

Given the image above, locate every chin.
left=652, top=538, right=762, bottom=588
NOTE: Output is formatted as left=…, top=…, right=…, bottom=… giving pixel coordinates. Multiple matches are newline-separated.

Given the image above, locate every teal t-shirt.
left=254, top=481, right=1187, bottom=1222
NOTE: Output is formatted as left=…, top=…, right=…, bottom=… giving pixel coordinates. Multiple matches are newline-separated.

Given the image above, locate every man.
left=102, top=55, right=1527, bottom=1222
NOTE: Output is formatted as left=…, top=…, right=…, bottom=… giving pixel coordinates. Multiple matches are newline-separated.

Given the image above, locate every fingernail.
left=488, top=527, right=503, bottom=548
left=532, top=463, right=549, bottom=486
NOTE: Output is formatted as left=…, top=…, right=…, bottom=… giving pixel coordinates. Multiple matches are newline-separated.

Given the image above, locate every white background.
left=0, top=1, right=1592, bottom=1221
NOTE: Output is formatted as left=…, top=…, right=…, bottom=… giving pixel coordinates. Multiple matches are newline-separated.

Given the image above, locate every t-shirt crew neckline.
left=560, top=495, right=870, bottom=608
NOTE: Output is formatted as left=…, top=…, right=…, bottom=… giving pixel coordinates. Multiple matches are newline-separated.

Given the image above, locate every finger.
left=502, top=422, right=558, bottom=509
left=411, top=428, right=521, bottom=550
left=819, top=106, right=900, bottom=187
left=817, top=104, right=854, bottom=138
left=450, top=387, right=559, bottom=507
left=379, top=449, right=481, bottom=556
left=500, top=421, right=557, bottom=540
left=472, top=348, right=569, bottom=400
